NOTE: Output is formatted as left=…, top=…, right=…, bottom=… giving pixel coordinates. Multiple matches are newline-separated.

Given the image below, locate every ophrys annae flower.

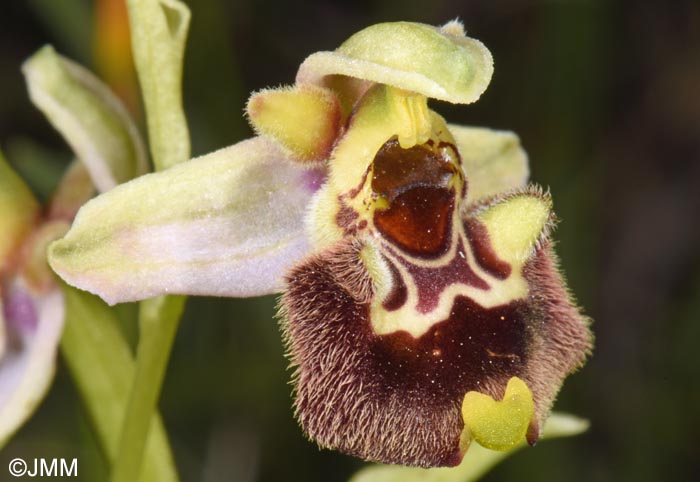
left=48, top=20, right=592, bottom=467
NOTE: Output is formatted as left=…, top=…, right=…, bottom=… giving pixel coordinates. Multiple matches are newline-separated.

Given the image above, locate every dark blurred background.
left=1, top=0, right=699, bottom=481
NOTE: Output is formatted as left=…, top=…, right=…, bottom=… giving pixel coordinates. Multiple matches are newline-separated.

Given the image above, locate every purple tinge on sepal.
left=0, top=278, right=64, bottom=444
left=2, top=282, right=39, bottom=336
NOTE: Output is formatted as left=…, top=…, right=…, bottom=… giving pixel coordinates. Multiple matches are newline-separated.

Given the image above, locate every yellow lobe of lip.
left=474, top=192, right=553, bottom=270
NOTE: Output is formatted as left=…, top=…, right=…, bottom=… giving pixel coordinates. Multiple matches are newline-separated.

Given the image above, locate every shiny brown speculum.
left=371, top=138, right=462, bottom=259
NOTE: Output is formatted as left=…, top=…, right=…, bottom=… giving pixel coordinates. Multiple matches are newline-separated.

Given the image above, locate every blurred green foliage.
left=1, top=0, right=698, bottom=481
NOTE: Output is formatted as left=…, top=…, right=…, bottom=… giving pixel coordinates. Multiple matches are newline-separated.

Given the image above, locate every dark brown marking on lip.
left=371, top=138, right=458, bottom=203
left=464, top=218, right=512, bottom=279
left=388, top=237, right=490, bottom=314
left=381, top=256, right=407, bottom=311
left=335, top=203, right=360, bottom=235
left=372, top=295, right=530, bottom=399
left=346, top=166, right=371, bottom=200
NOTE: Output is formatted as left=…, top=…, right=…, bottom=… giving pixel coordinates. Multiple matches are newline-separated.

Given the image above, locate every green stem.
left=111, top=295, right=186, bottom=482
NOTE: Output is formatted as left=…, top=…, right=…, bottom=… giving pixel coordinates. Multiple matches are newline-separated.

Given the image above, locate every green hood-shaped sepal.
left=296, top=20, right=493, bottom=105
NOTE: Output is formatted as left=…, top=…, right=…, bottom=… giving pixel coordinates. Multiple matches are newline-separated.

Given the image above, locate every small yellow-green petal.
left=0, top=151, right=39, bottom=268
left=297, top=21, right=493, bottom=104
left=247, top=85, right=341, bottom=162
left=461, top=377, right=535, bottom=451
left=448, top=124, right=530, bottom=204
left=22, top=46, right=148, bottom=192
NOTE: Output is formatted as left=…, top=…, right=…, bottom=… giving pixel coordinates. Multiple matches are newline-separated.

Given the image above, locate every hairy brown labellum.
left=281, top=236, right=590, bottom=467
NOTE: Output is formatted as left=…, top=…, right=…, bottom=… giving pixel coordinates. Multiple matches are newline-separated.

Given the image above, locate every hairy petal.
left=23, top=46, right=148, bottom=192
left=297, top=21, right=493, bottom=105
left=0, top=280, right=64, bottom=447
left=448, top=124, right=529, bottom=205
left=247, top=85, right=342, bottom=162
left=49, top=137, right=324, bottom=304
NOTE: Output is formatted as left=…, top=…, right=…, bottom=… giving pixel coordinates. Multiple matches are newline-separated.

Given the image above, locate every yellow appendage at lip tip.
left=461, top=376, right=535, bottom=451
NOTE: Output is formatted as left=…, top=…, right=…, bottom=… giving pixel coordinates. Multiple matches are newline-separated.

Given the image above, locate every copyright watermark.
left=8, top=458, right=77, bottom=478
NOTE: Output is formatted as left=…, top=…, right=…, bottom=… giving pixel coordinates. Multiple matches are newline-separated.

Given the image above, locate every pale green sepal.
left=49, top=137, right=318, bottom=304
left=0, top=151, right=39, bottom=268
left=127, top=0, right=191, bottom=170
left=348, top=413, right=589, bottom=482
left=296, top=21, right=493, bottom=104
left=22, top=46, right=148, bottom=192
left=448, top=124, right=529, bottom=205
left=60, top=285, right=178, bottom=481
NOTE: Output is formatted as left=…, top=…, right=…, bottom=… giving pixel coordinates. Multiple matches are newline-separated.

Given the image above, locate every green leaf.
left=348, top=413, right=589, bottom=482
left=59, top=285, right=179, bottom=482
left=22, top=46, right=148, bottom=192
left=111, top=295, right=186, bottom=482
left=127, top=0, right=191, bottom=170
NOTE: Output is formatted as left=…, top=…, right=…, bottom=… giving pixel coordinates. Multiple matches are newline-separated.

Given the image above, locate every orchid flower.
left=48, top=21, right=592, bottom=467
left=0, top=45, right=145, bottom=446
